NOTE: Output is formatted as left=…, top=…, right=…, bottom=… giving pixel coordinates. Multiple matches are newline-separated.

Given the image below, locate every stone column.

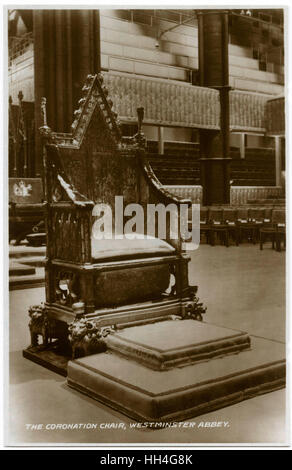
left=33, top=9, right=101, bottom=175
left=198, top=10, right=231, bottom=205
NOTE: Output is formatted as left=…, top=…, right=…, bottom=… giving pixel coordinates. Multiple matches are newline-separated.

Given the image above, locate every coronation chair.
left=26, top=74, right=205, bottom=359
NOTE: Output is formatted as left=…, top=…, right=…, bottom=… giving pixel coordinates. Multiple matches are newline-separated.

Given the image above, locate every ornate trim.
left=41, top=74, right=122, bottom=149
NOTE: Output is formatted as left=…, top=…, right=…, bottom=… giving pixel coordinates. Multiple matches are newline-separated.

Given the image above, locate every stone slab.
left=106, top=320, right=251, bottom=370
left=67, top=335, right=285, bottom=422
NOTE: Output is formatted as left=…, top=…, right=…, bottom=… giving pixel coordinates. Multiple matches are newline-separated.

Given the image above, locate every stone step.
left=106, top=320, right=251, bottom=370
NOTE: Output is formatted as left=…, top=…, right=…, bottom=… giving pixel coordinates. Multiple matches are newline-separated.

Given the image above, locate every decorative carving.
left=28, top=304, right=67, bottom=349
left=55, top=271, right=81, bottom=307
left=230, top=186, right=283, bottom=205
left=182, top=286, right=207, bottom=321
left=68, top=318, right=115, bottom=359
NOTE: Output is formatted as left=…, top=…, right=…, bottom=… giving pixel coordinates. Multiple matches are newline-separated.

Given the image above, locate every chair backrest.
left=249, top=208, right=265, bottom=221
left=41, top=73, right=191, bottom=265
left=223, top=208, right=237, bottom=222
left=262, top=207, right=273, bottom=220
left=236, top=207, right=249, bottom=220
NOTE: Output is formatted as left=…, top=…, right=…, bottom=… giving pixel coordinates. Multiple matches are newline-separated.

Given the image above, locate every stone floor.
left=7, top=243, right=288, bottom=446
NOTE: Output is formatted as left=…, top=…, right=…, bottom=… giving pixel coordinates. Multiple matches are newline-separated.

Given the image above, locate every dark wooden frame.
left=40, top=74, right=196, bottom=328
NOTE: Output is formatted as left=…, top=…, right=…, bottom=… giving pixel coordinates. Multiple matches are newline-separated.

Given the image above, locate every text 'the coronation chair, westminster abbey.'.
left=24, top=74, right=285, bottom=422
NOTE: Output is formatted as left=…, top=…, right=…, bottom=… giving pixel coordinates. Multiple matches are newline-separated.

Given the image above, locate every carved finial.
left=86, top=74, right=95, bottom=83
left=97, top=73, right=104, bottom=84
left=137, top=107, right=144, bottom=134
left=78, top=97, right=86, bottom=106
left=41, top=97, right=48, bottom=127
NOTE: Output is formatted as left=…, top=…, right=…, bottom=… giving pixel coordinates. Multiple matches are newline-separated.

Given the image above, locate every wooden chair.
left=260, top=209, right=285, bottom=251
left=237, top=207, right=264, bottom=244
left=223, top=208, right=239, bottom=246
left=208, top=208, right=229, bottom=247
left=27, top=73, right=205, bottom=357
left=248, top=208, right=265, bottom=244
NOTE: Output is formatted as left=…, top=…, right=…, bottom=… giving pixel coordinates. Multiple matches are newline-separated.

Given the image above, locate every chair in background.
left=223, top=208, right=239, bottom=246
left=208, top=208, right=229, bottom=247
left=199, top=207, right=212, bottom=244
left=274, top=210, right=286, bottom=252
left=259, top=209, right=285, bottom=251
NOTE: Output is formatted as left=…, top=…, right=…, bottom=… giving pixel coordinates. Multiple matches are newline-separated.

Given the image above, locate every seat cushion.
left=91, top=234, right=175, bottom=261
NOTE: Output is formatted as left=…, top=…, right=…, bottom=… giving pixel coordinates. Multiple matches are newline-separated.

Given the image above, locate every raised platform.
left=67, top=320, right=285, bottom=422
left=106, top=320, right=251, bottom=370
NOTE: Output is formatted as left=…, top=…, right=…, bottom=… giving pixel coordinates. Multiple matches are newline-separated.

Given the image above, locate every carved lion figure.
left=68, top=318, right=114, bottom=359
left=28, top=303, right=67, bottom=349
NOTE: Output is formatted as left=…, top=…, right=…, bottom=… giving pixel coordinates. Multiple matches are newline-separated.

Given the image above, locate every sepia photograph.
left=3, top=2, right=289, bottom=447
